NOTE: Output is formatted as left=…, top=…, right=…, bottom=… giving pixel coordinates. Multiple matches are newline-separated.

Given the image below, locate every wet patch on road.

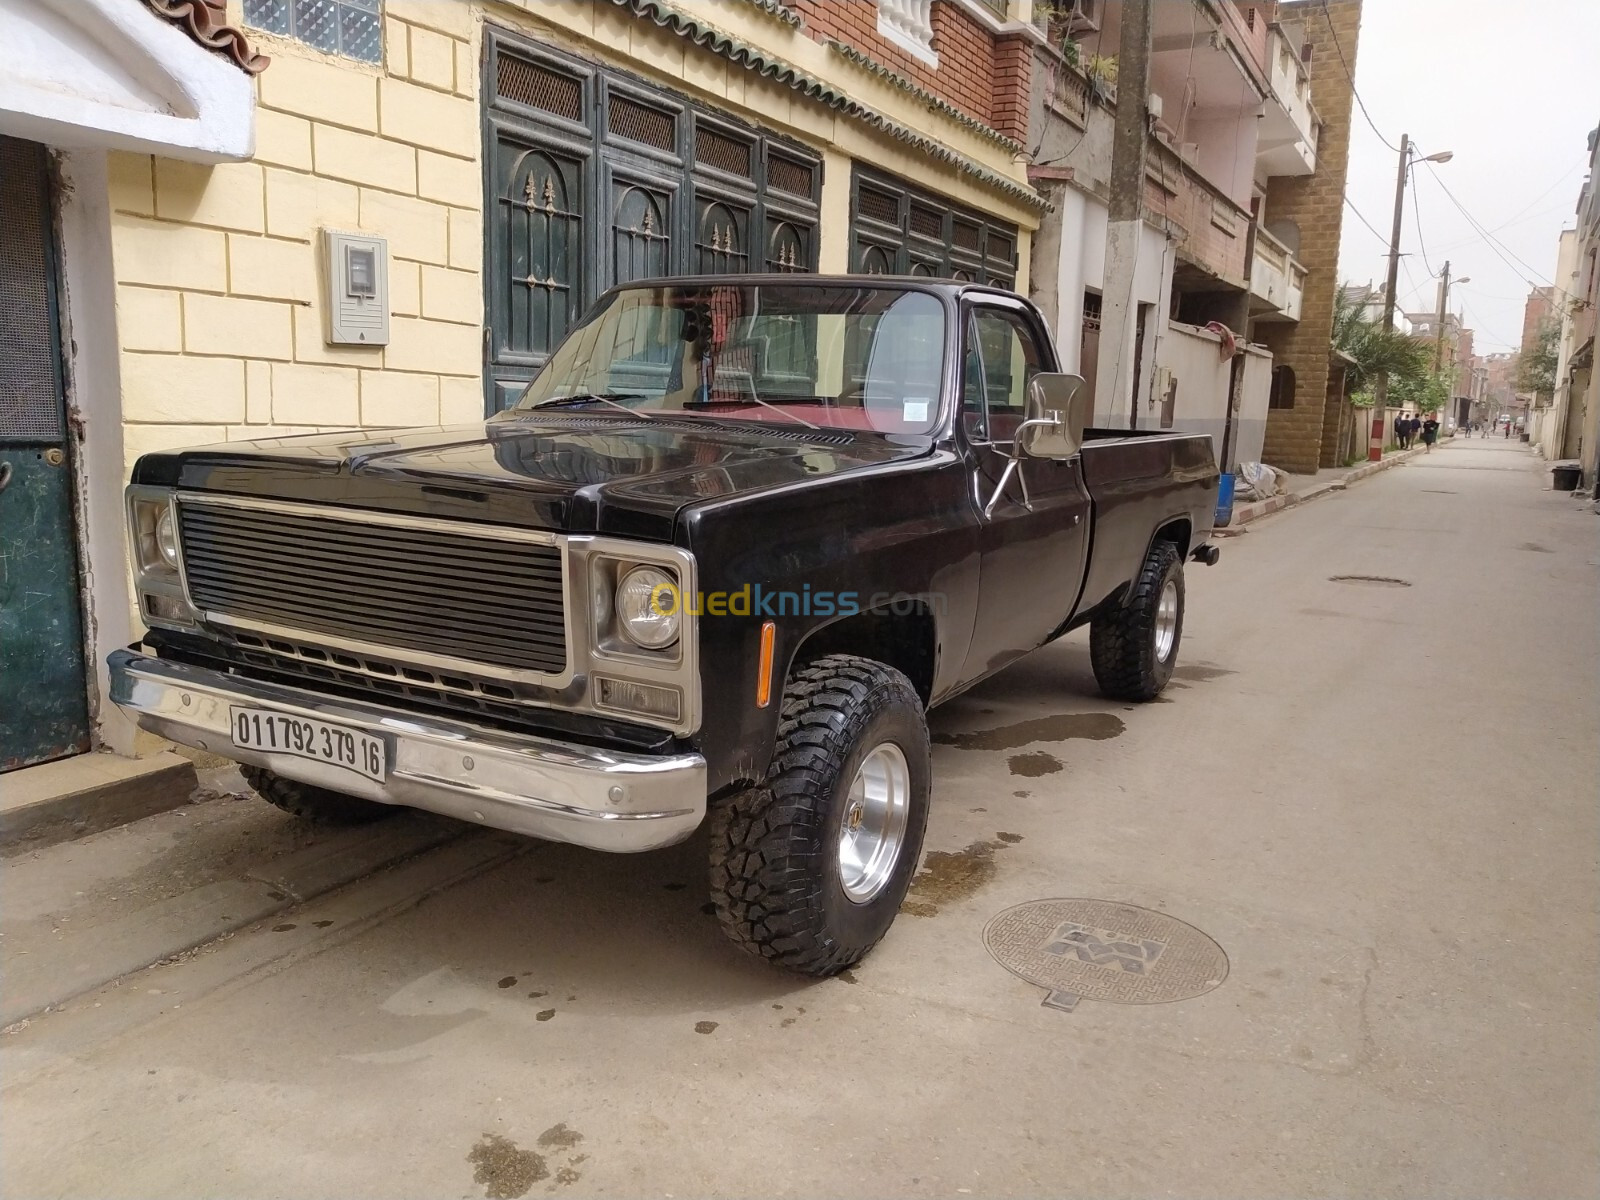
left=468, top=1133, right=547, bottom=1198
left=1328, top=574, right=1411, bottom=588
left=538, top=1124, right=583, bottom=1151
left=535, top=1009, right=556, bottom=1022
left=497, top=976, right=517, bottom=989
left=1008, top=750, right=1062, bottom=777
left=1170, top=661, right=1236, bottom=684
left=1518, top=542, right=1553, bottom=553
left=902, top=836, right=1019, bottom=917
left=694, top=1020, right=718, bottom=1035
left=933, top=712, right=1123, bottom=752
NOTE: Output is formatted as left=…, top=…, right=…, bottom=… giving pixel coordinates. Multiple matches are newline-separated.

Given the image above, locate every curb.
left=1225, top=445, right=1433, bottom=529
left=0, top=751, right=199, bottom=852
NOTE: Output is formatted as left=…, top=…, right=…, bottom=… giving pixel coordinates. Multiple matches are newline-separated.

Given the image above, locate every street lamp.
left=1368, top=136, right=1454, bottom=461
left=1434, top=265, right=1468, bottom=373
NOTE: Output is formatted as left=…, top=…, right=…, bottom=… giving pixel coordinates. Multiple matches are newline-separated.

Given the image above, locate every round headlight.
left=616, top=565, right=680, bottom=650
left=154, top=507, right=180, bottom=569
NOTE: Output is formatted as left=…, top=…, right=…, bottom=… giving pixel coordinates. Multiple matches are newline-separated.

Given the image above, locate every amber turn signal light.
left=755, top=621, right=776, bottom=708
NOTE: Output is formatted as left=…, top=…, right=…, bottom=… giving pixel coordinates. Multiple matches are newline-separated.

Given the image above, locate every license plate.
left=230, top=707, right=386, bottom=782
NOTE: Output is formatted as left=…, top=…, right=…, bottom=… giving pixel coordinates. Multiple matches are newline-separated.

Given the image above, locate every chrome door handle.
left=0, top=462, right=12, bottom=494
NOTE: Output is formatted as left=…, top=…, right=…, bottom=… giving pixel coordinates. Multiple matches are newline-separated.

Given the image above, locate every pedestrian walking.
left=1395, top=414, right=1409, bottom=449
left=1421, top=415, right=1440, bottom=453
left=1504, top=421, right=1512, bottom=439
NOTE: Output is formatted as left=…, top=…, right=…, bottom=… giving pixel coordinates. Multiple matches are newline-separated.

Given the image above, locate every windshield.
left=514, top=284, right=948, bottom=435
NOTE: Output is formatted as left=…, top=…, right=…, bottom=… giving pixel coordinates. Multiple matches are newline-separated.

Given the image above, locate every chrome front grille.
left=176, top=496, right=567, bottom=676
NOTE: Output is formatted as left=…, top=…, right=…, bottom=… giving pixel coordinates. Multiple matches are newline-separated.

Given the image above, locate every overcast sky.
left=1335, top=0, right=1600, bottom=353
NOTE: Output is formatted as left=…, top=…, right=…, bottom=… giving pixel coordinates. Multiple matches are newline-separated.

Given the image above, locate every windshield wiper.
left=681, top=396, right=822, bottom=430
left=529, top=393, right=660, bottom=420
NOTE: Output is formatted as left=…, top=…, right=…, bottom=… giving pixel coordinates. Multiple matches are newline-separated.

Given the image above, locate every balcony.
left=1144, top=138, right=1251, bottom=288
left=1249, top=226, right=1306, bottom=322
left=1256, top=25, right=1320, bottom=177
left=876, top=0, right=938, bottom=65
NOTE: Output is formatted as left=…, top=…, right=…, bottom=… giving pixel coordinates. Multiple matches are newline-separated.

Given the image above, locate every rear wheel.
left=708, top=654, right=931, bottom=977
left=241, top=765, right=393, bottom=825
left=1090, top=541, right=1185, bottom=701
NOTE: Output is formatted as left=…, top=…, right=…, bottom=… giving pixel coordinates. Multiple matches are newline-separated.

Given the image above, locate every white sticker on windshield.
left=902, top=399, right=929, bottom=423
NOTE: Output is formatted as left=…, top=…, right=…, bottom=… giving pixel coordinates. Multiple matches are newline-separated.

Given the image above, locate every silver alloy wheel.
left=1154, top=578, right=1179, bottom=662
left=838, top=741, right=911, bottom=904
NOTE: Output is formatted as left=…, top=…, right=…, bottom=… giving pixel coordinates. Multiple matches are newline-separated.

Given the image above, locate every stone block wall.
left=109, top=0, right=486, bottom=478
left=1259, top=0, right=1361, bottom=474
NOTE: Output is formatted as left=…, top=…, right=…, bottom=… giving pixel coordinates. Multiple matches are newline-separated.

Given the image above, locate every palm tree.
left=1332, top=289, right=1431, bottom=397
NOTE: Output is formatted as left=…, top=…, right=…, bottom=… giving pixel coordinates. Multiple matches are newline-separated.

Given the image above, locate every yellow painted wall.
left=109, top=0, right=1041, bottom=464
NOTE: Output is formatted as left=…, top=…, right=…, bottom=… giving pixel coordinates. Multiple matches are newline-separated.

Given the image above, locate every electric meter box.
left=322, top=229, right=390, bottom=346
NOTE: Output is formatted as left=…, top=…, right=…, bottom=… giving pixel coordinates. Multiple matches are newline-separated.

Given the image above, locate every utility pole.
left=1371, top=132, right=1410, bottom=461
left=1093, top=0, right=1152, bottom=430
left=1432, top=259, right=1451, bottom=373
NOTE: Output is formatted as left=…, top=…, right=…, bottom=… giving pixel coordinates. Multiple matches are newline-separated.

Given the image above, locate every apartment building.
left=0, top=0, right=1047, bottom=778
left=1026, top=0, right=1356, bottom=476
left=1531, top=124, right=1599, bottom=483
left=1405, top=308, right=1474, bottom=427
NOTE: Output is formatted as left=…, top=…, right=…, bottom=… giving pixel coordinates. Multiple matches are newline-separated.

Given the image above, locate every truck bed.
left=1074, top=429, right=1219, bottom=617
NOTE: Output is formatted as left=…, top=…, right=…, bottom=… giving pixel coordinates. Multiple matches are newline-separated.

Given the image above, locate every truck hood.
left=132, top=414, right=935, bottom=541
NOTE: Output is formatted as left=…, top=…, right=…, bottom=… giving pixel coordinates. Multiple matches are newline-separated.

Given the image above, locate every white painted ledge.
left=0, top=0, right=254, bottom=162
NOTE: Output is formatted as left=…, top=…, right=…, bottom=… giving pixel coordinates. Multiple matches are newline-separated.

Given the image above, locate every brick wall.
left=109, top=0, right=484, bottom=476
left=788, top=1, right=1028, bottom=140
left=1146, top=142, right=1250, bottom=288
left=1259, top=0, right=1361, bottom=473
left=1521, top=286, right=1554, bottom=351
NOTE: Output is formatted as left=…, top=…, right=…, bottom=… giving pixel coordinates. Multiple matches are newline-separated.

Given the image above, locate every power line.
left=1419, top=160, right=1579, bottom=305
left=1317, top=0, right=1399, bottom=153
left=1455, top=294, right=1521, bottom=352
left=1410, top=179, right=1437, bottom=277
left=1485, top=162, right=1584, bottom=233
left=1342, top=194, right=1388, bottom=245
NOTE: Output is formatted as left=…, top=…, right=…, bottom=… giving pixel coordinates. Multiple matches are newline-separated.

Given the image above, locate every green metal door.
left=0, top=136, right=90, bottom=772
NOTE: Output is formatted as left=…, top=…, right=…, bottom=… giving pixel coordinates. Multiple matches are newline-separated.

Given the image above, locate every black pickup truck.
left=111, top=276, right=1218, bottom=975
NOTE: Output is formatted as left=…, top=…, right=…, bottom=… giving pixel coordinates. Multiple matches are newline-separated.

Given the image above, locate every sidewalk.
left=0, top=766, right=469, bottom=1028
left=1224, top=442, right=1436, bottom=528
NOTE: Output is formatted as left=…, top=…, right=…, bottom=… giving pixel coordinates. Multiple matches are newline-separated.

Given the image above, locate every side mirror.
left=1017, top=373, right=1087, bottom=459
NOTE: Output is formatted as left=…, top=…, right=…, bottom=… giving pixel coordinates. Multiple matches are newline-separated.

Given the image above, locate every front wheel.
left=708, top=654, right=931, bottom=977
left=1090, top=541, right=1185, bottom=701
left=242, top=765, right=394, bottom=825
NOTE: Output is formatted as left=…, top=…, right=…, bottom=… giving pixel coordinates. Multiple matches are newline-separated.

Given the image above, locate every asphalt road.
left=3, top=437, right=1596, bottom=1199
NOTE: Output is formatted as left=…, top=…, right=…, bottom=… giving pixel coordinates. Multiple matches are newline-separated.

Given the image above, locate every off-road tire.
left=1090, top=540, right=1184, bottom=702
left=241, top=765, right=393, bottom=825
left=708, top=654, right=931, bottom=977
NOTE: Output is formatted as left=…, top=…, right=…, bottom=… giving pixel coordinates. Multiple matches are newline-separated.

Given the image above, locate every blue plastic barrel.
left=1214, top=472, right=1236, bottom=528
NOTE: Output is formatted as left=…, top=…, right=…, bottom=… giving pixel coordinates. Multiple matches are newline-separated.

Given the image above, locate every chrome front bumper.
left=108, top=650, right=706, bottom=852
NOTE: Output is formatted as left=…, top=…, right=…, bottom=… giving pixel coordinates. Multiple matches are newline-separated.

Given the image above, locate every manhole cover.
left=984, top=899, right=1228, bottom=1008
left=1328, top=574, right=1411, bottom=588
